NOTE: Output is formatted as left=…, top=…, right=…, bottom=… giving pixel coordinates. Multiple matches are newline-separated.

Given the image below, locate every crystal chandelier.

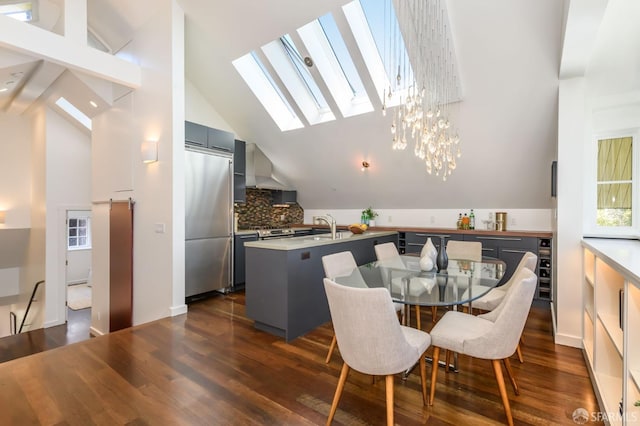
left=382, top=0, right=462, bottom=181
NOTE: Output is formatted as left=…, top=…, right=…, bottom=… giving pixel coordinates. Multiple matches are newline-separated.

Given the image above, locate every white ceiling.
left=3, top=0, right=638, bottom=211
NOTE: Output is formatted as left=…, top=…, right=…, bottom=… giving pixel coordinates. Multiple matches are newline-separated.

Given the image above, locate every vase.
left=421, top=238, right=438, bottom=262
left=436, top=237, right=448, bottom=272
left=419, top=255, right=434, bottom=271
left=369, top=219, right=376, bottom=227
left=436, top=272, right=449, bottom=302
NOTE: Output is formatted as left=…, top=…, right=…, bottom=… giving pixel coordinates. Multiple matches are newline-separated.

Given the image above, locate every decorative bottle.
left=462, top=213, right=470, bottom=230
left=456, top=213, right=462, bottom=230
left=436, top=237, right=449, bottom=272
left=469, top=209, right=475, bottom=230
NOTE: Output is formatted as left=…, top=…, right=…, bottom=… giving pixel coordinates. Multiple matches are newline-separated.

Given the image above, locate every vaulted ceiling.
left=1, top=0, right=637, bottom=210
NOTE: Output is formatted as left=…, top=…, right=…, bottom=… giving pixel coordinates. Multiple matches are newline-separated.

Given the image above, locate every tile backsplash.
left=235, top=188, right=303, bottom=228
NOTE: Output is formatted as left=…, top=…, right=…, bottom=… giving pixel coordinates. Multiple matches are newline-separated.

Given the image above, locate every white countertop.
left=244, top=230, right=398, bottom=251
left=582, top=237, right=640, bottom=284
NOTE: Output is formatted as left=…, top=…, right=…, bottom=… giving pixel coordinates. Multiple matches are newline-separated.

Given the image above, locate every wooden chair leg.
left=415, top=305, right=422, bottom=330
left=327, top=363, right=350, bottom=426
left=419, top=351, right=428, bottom=405
left=492, top=359, right=514, bottom=426
left=502, top=358, right=519, bottom=395
left=431, top=306, right=437, bottom=322
left=445, top=350, right=452, bottom=373
left=325, top=334, right=337, bottom=364
left=515, top=343, right=524, bottom=363
left=385, top=375, right=394, bottom=426
left=429, top=347, right=440, bottom=405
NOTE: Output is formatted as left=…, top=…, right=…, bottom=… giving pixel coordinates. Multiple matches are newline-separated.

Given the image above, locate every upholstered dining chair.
left=374, top=242, right=429, bottom=328
left=472, top=251, right=537, bottom=363
left=322, top=251, right=404, bottom=363
left=472, top=251, right=537, bottom=312
left=323, top=278, right=431, bottom=426
left=428, top=267, right=537, bottom=426
left=445, top=240, right=482, bottom=262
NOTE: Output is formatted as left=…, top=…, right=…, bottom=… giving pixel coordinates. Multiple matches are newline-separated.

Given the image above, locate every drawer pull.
left=501, top=249, right=528, bottom=254
left=415, top=233, right=451, bottom=238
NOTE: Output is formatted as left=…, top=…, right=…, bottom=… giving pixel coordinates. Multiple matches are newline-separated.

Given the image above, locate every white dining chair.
left=374, top=242, right=430, bottom=328
left=445, top=240, right=482, bottom=262
left=321, top=251, right=403, bottom=363
left=472, top=251, right=537, bottom=312
left=323, top=278, right=431, bottom=426
left=428, top=267, right=537, bottom=426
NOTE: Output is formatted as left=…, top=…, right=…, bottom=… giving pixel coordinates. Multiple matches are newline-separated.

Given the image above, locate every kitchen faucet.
left=317, top=214, right=337, bottom=239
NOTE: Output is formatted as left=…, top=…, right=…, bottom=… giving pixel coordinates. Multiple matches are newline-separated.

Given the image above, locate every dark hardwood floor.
left=0, top=293, right=601, bottom=425
left=0, top=307, right=90, bottom=363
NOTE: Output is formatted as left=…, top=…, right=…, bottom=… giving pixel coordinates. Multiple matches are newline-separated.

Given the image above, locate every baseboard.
left=170, top=304, right=188, bottom=317
left=44, top=319, right=65, bottom=328
left=89, top=326, right=104, bottom=337
left=554, top=332, right=582, bottom=348
left=550, top=301, right=558, bottom=338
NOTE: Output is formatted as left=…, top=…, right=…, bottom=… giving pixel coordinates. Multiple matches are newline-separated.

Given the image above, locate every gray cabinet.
left=233, top=232, right=258, bottom=287
left=207, top=127, right=235, bottom=152
left=400, top=231, right=463, bottom=255
left=185, top=121, right=207, bottom=147
left=272, top=190, right=297, bottom=205
left=463, top=234, right=537, bottom=286
left=185, top=121, right=235, bottom=153
left=234, top=140, right=246, bottom=203
left=245, top=233, right=398, bottom=341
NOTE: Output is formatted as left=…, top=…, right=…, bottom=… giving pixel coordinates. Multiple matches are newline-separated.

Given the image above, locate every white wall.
left=555, top=77, right=587, bottom=347
left=186, top=78, right=235, bottom=133
left=43, top=107, right=92, bottom=327
left=0, top=113, right=33, bottom=228
left=91, top=0, right=186, bottom=334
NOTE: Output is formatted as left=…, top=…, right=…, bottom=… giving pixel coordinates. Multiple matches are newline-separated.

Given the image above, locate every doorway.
left=65, top=210, right=92, bottom=339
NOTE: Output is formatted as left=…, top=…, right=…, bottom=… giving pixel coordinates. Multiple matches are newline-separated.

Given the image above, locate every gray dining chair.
left=321, top=251, right=403, bottom=363
left=323, top=278, right=431, bottom=426
left=428, top=267, right=537, bottom=426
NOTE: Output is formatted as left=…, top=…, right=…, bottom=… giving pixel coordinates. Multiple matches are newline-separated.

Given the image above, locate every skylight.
left=0, top=1, right=36, bottom=22
left=343, top=0, right=413, bottom=107
left=231, top=0, right=415, bottom=131
left=262, top=35, right=335, bottom=125
left=298, top=13, right=373, bottom=118
left=55, top=97, right=92, bottom=130
left=232, top=53, right=304, bottom=132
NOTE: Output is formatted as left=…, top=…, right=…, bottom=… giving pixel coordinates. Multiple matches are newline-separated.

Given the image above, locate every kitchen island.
left=245, top=231, right=398, bottom=341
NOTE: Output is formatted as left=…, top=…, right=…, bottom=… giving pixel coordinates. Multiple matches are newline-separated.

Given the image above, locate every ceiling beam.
left=0, top=14, right=140, bottom=89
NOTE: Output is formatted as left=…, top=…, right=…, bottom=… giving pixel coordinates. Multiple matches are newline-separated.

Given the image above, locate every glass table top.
left=334, top=255, right=506, bottom=307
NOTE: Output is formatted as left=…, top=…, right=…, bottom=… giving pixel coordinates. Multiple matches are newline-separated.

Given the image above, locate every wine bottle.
left=470, top=209, right=475, bottom=230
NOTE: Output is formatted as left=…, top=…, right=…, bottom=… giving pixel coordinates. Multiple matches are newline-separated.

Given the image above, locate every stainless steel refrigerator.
left=185, top=145, right=233, bottom=299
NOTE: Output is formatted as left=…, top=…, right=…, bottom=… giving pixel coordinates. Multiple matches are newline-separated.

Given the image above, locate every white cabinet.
left=582, top=239, right=640, bottom=425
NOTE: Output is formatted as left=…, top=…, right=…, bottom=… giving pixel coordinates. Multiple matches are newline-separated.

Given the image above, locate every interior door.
left=109, top=201, right=133, bottom=332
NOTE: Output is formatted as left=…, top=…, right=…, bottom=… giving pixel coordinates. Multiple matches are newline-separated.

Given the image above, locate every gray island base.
left=245, top=231, right=398, bottom=341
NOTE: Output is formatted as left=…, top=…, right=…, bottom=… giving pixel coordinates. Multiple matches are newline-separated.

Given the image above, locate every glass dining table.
left=334, top=255, right=506, bottom=310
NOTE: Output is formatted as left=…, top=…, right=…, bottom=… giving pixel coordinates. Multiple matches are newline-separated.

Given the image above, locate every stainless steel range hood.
left=245, top=143, right=288, bottom=190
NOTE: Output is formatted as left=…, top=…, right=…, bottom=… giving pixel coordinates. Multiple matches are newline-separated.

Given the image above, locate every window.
left=0, top=0, right=37, bottom=22
left=597, top=136, right=633, bottom=227
left=68, top=215, right=91, bottom=250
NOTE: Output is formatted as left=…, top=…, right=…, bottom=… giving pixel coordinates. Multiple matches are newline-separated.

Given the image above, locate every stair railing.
left=17, top=280, right=45, bottom=334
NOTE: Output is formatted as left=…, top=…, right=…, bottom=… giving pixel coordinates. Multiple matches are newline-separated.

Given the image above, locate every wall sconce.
left=141, top=140, right=158, bottom=163
left=361, top=161, right=370, bottom=171
left=0, top=211, right=6, bottom=224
